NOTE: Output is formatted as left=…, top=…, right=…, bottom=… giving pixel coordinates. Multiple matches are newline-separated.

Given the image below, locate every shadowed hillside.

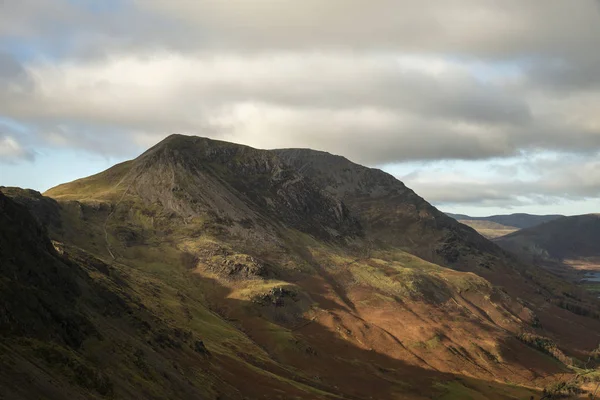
left=2, top=191, right=369, bottom=399
left=495, top=214, right=600, bottom=261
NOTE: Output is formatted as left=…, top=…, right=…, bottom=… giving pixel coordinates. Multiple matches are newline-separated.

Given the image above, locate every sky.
left=1, top=1, right=600, bottom=216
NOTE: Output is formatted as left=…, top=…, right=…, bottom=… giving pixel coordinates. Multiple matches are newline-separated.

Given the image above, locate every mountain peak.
left=145, top=134, right=247, bottom=154
left=47, top=136, right=498, bottom=268
left=46, top=134, right=361, bottom=242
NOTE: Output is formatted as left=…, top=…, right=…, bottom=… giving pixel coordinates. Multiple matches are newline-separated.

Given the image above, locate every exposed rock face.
left=273, top=148, right=499, bottom=267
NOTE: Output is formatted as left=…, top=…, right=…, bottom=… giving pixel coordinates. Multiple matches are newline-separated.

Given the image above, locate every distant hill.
left=446, top=213, right=564, bottom=230
left=455, top=220, right=519, bottom=239
left=446, top=212, right=564, bottom=239
left=494, top=214, right=600, bottom=261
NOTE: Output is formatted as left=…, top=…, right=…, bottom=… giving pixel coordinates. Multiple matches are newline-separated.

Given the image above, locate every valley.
left=446, top=213, right=564, bottom=240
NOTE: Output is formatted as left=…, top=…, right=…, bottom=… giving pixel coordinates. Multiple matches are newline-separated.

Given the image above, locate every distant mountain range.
left=446, top=213, right=564, bottom=230
left=494, top=214, right=600, bottom=262
left=446, top=212, right=564, bottom=239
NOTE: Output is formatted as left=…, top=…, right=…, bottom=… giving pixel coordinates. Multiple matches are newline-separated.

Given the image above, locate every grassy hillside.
left=456, top=220, right=519, bottom=239
left=0, top=192, right=350, bottom=399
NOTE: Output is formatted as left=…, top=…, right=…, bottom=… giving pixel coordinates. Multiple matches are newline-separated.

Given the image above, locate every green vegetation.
left=433, top=380, right=479, bottom=400
left=517, top=333, right=573, bottom=366
left=45, top=160, right=134, bottom=201
left=542, top=380, right=583, bottom=398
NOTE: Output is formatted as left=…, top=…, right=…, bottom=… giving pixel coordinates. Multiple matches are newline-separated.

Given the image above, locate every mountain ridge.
left=274, top=147, right=501, bottom=269
left=495, top=213, right=600, bottom=261
left=447, top=212, right=564, bottom=230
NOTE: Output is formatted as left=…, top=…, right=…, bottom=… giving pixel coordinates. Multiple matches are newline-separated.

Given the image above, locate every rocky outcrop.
left=274, top=148, right=500, bottom=268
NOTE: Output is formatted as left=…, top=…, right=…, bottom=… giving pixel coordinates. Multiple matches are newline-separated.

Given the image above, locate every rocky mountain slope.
left=3, top=134, right=600, bottom=399
left=274, top=148, right=501, bottom=268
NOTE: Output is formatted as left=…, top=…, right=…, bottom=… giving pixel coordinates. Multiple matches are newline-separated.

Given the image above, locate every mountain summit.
left=48, top=135, right=360, bottom=243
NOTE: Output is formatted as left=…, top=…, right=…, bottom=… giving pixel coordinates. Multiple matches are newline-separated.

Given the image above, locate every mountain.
left=4, top=134, right=600, bottom=399
left=494, top=214, right=600, bottom=261
left=447, top=212, right=564, bottom=230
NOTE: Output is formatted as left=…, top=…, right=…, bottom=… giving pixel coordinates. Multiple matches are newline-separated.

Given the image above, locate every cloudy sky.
left=1, top=0, right=599, bottom=216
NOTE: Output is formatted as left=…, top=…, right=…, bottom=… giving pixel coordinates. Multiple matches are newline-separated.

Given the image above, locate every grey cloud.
left=132, top=1, right=600, bottom=57
left=0, top=53, right=33, bottom=95
left=525, top=59, right=600, bottom=93
left=0, top=132, right=35, bottom=163
left=0, top=52, right=577, bottom=164
left=0, top=1, right=598, bottom=60
left=404, top=154, right=600, bottom=208
left=0, top=53, right=25, bottom=79
left=0, top=0, right=599, bottom=214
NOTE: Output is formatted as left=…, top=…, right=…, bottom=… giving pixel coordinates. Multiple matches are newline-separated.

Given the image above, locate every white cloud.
left=0, top=51, right=597, bottom=166
left=0, top=135, right=34, bottom=163
left=402, top=153, right=600, bottom=209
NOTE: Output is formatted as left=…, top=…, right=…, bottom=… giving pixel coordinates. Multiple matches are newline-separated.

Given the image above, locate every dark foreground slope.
left=4, top=135, right=600, bottom=398
left=0, top=192, right=359, bottom=399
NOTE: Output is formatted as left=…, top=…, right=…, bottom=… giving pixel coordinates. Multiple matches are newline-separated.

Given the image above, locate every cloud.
left=3, top=1, right=600, bottom=64
left=0, top=0, right=599, bottom=210
left=0, top=51, right=598, bottom=166
left=403, top=153, right=600, bottom=208
left=0, top=53, right=585, bottom=164
left=132, top=1, right=600, bottom=58
left=0, top=134, right=35, bottom=163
